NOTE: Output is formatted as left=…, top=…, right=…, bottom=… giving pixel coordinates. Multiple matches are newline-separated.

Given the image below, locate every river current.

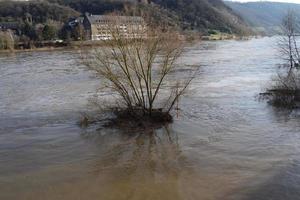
left=1, top=37, right=300, bottom=200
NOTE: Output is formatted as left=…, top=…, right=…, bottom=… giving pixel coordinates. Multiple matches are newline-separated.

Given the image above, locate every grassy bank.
left=0, top=40, right=108, bottom=54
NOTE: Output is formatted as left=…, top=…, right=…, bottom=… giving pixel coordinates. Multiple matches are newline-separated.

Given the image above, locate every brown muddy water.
left=1, top=37, right=300, bottom=200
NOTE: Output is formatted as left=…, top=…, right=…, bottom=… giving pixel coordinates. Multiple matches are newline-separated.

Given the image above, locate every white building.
left=83, top=14, right=146, bottom=41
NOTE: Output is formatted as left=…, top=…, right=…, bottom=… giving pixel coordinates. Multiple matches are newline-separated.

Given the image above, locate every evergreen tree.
left=42, top=24, right=56, bottom=40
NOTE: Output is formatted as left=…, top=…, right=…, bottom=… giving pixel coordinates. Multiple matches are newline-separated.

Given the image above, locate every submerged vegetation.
left=82, top=19, right=197, bottom=128
left=261, top=11, right=300, bottom=108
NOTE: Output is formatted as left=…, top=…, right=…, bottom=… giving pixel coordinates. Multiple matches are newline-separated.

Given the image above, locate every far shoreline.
left=0, top=40, right=107, bottom=54
left=0, top=35, right=258, bottom=54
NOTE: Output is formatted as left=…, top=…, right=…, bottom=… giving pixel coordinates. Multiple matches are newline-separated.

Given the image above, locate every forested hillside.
left=0, top=0, right=250, bottom=45
left=0, top=1, right=80, bottom=23
left=225, top=1, right=300, bottom=34
left=47, top=0, right=249, bottom=34
left=151, top=0, right=249, bottom=34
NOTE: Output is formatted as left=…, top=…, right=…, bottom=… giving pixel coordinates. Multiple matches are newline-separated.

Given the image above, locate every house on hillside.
left=0, top=22, right=21, bottom=35
left=0, top=22, right=19, bottom=31
left=83, top=14, right=146, bottom=41
left=68, top=17, right=84, bottom=27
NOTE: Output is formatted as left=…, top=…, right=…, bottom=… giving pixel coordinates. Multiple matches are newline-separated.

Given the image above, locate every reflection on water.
left=1, top=37, right=300, bottom=200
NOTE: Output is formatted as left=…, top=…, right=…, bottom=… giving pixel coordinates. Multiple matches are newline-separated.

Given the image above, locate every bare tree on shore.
left=0, top=30, right=14, bottom=50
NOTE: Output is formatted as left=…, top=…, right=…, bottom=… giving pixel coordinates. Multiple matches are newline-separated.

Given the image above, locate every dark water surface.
left=1, top=37, right=300, bottom=200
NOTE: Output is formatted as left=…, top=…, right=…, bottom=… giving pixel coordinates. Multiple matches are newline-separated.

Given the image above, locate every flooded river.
left=1, top=37, right=300, bottom=200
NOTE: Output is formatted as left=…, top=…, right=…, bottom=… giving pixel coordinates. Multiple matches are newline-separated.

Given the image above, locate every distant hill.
left=225, top=1, right=300, bottom=34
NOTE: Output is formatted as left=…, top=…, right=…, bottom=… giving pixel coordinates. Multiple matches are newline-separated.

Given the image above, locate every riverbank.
left=201, top=33, right=254, bottom=41
left=0, top=40, right=107, bottom=54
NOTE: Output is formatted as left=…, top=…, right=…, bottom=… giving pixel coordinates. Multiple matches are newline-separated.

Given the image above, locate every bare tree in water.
left=262, top=10, right=300, bottom=107
left=278, top=10, right=300, bottom=71
left=82, top=15, right=197, bottom=124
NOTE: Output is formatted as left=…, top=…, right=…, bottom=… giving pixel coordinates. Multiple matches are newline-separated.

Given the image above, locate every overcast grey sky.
left=228, top=0, right=300, bottom=3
